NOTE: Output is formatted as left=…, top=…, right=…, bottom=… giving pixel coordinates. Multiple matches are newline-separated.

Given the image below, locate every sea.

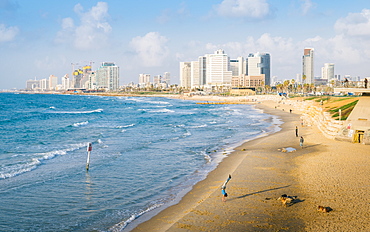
left=0, top=93, right=281, bottom=231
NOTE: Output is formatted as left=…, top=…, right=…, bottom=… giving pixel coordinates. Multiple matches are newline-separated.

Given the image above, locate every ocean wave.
left=109, top=203, right=163, bottom=232
left=0, top=142, right=88, bottom=179
left=46, top=109, right=103, bottom=114
left=116, top=124, right=135, bottom=128
left=201, top=150, right=212, bottom=162
left=127, top=98, right=171, bottom=105
left=72, top=121, right=89, bottom=127
left=138, top=108, right=175, bottom=113
left=188, top=124, right=207, bottom=128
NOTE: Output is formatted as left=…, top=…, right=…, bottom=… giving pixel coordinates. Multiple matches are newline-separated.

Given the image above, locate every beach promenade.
left=129, top=96, right=370, bottom=232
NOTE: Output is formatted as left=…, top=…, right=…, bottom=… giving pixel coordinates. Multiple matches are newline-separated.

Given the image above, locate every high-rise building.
left=190, top=61, right=200, bottom=87
left=247, top=52, right=271, bottom=86
left=163, top=72, right=171, bottom=85
left=61, top=74, right=71, bottom=90
left=153, top=75, right=161, bottom=86
left=199, top=56, right=207, bottom=86
left=72, top=68, right=83, bottom=88
left=40, top=78, right=49, bottom=91
left=302, top=48, right=314, bottom=84
left=81, top=65, right=92, bottom=88
left=87, top=72, right=96, bottom=90
left=321, top=63, right=334, bottom=80
left=230, top=57, right=246, bottom=77
left=48, top=75, right=58, bottom=90
left=180, top=50, right=271, bottom=89
left=180, top=62, right=191, bottom=88
left=139, top=74, right=151, bottom=86
left=26, top=78, right=40, bottom=90
left=96, top=62, right=119, bottom=91
left=206, top=49, right=232, bottom=87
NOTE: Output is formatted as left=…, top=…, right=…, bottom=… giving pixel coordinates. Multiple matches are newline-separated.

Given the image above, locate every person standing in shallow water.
left=221, top=174, right=231, bottom=202
left=300, top=136, right=304, bottom=148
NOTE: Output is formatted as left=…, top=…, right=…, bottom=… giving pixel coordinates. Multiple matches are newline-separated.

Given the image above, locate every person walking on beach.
left=365, top=78, right=368, bottom=89
left=221, top=174, right=231, bottom=202
left=295, top=126, right=299, bottom=137
left=300, top=136, right=304, bottom=148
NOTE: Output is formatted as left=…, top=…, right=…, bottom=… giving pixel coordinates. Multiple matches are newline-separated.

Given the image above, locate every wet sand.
left=129, top=97, right=370, bottom=231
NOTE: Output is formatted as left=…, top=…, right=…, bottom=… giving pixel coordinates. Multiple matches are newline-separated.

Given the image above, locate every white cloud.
left=61, top=17, right=74, bottom=29
left=215, top=0, right=271, bottom=19
left=129, top=32, right=169, bottom=67
left=55, top=2, right=111, bottom=50
left=301, top=0, right=314, bottom=15
left=335, top=9, right=370, bottom=37
left=0, top=24, right=19, bottom=42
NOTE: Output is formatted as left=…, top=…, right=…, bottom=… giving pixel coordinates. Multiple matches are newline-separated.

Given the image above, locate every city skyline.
left=180, top=49, right=270, bottom=89
left=1, top=0, right=370, bottom=89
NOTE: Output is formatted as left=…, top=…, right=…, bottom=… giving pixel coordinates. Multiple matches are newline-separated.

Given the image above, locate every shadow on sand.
left=228, top=185, right=291, bottom=201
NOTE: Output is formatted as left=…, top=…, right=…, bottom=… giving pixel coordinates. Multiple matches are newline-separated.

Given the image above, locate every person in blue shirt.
left=221, top=174, right=231, bottom=202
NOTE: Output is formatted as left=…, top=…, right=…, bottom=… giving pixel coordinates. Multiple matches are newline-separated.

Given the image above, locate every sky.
left=1, top=0, right=370, bottom=89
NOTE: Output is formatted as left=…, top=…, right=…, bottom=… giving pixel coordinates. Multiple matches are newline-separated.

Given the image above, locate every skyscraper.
left=322, top=63, right=334, bottom=80
left=180, top=62, right=191, bottom=88
left=96, top=62, right=119, bottom=91
left=61, top=74, right=71, bottom=90
left=230, top=57, right=246, bottom=77
left=247, top=53, right=271, bottom=86
left=48, top=75, right=58, bottom=90
left=163, top=72, right=171, bottom=85
left=206, top=49, right=232, bottom=87
left=302, top=48, right=314, bottom=84
left=190, top=61, right=200, bottom=87
left=139, top=74, right=150, bottom=87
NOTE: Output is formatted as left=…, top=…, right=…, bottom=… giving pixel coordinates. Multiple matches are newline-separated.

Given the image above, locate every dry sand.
left=128, top=97, right=370, bottom=232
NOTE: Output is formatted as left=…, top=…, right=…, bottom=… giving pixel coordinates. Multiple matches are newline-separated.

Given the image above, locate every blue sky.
left=1, top=0, right=370, bottom=89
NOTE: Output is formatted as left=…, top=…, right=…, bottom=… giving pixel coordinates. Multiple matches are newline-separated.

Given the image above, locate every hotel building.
left=95, top=62, right=119, bottom=91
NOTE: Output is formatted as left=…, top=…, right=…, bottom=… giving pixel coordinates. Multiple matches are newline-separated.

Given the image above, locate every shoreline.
left=129, top=99, right=307, bottom=231
left=129, top=96, right=370, bottom=231
left=122, top=100, right=284, bottom=231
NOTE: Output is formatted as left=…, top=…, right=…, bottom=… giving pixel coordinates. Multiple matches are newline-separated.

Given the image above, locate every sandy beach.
left=127, top=96, right=370, bottom=231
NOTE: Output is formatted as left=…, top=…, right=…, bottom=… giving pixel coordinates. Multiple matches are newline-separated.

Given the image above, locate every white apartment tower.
left=96, top=62, right=119, bottom=91
left=191, top=61, right=200, bottom=87
left=48, top=75, right=58, bottom=90
left=206, top=49, right=232, bottom=87
left=230, top=57, right=246, bottom=77
left=61, top=74, right=71, bottom=90
left=180, top=62, right=191, bottom=88
left=163, top=72, right=171, bottom=85
left=139, top=74, right=151, bottom=87
left=322, top=63, right=334, bottom=80
left=247, top=53, right=271, bottom=86
left=40, top=78, right=49, bottom=91
left=302, top=48, right=314, bottom=84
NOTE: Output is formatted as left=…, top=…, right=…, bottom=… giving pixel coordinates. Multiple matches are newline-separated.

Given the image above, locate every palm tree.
left=290, top=79, right=296, bottom=93
left=302, top=75, right=307, bottom=84
left=283, top=80, right=290, bottom=93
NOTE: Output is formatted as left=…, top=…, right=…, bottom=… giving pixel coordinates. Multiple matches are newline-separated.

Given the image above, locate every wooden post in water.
left=86, top=142, right=92, bottom=171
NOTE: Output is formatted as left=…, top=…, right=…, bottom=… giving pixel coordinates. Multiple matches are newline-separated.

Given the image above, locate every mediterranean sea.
left=0, top=93, right=280, bottom=231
